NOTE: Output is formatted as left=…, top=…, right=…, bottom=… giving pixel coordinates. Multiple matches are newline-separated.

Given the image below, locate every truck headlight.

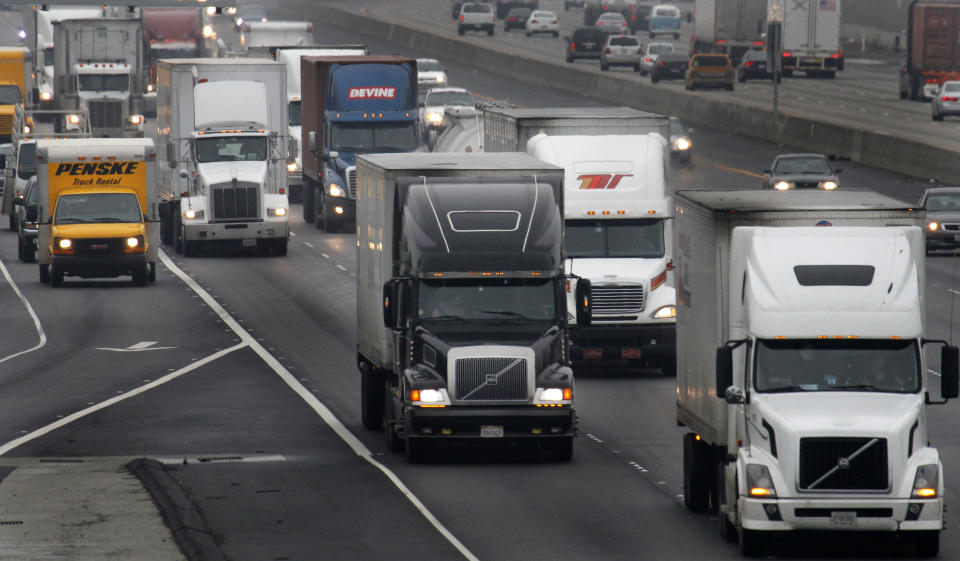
left=673, top=137, right=691, bottom=151
left=126, top=237, right=140, bottom=248
left=287, top=161, right=299, bottom=173
left=53, top=237, right=74, bottom=254
left=124, top=235, right=146, bottom=252
left=652, top=305, right=676, bottom=319
left=184, top=209, right=204, bottom=220
left=127, top=114, right=144, bottom=126
left=746, top=464, right=777, bottom=497
left=773, top=180, right=792, bottom=191
left=929, top=221, right=940, bottom=232
left=58, top=238, right=72, bottom=249
left=40, top=91, right=52, bottom=101
left=329, top=184, right=345, bottom=197
left=268, top=207, right=287, bottom=217
left=821, top=180, right=838, bottom=191
left=146, top=84, right=154, bottom=93
left=535, top=387, right=573, bottom=405
left=912, top=464, right=938, bottom=498
left=67, top=113, right=81, bottom=125
left=203, top=24, right=215, bottom=38
left=410, top=388, right=450, bottom=406
left=206, top=6, right=217, bottom=15
left=22, top=124, right=30, bottom=134
left=437, top=74, right=446, bottom=83
left=426, top=112, right=443, bottom=127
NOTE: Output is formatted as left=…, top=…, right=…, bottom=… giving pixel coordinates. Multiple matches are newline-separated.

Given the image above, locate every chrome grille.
left=211, top=181, right=259, bottom=221
left=454, top=357, right=528, bottom=402
left=88, top=100, right=123, bottom=131
left=799, top=437, right=888, bottom=491
left=346, top=165, right=357, bottom=199
left=592, top=285, right=645, bottom=315
left=794, top=181, right=820, bottom=189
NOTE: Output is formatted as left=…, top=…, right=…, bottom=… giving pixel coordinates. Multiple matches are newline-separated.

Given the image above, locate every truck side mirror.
left=941, top=345, right=959, bottom=399
left=575, top=278, right=592, bottom=327
left=716, top=346, right=733, bottom=397
left=383, top=280, right=399, bottom=329
left=308, top=131, right=317, bottom=152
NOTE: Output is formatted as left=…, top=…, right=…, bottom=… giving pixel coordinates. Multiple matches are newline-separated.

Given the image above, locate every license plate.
left=480, top=425, right=504, bottom=438
left=242, top=239, right=256, bottom=247
left=830, top=511, right=857, bottom=527
left=583, top=42, right=596, bottom=48
left=621, top=349, right=642, bottom=359
left=802, top=57, right=822, bottom=65
left=583, top=348, right=603, bottom=360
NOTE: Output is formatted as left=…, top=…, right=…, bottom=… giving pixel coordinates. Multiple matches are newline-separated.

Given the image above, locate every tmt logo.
left=576, top=173, right=633, bottom=190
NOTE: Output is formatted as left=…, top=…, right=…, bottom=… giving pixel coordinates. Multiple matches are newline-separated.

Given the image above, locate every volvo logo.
left=837, top=457, right=851, bottom=470
left=485, top=374, right=498, bottom=385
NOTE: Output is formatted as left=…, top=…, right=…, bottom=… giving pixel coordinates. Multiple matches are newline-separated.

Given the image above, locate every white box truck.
left=674, top=189, right=959, bottom=557
left=275, top=44, right=367, bottom=202
left=528, top=133, right=676, bottom=373
left=156, top=58, right=292, bottom=256
left=770, top=0, right=843, bottom=77
left=692, top=0, right=767, bottom=63
left=241, top=21, right=314, bottom=56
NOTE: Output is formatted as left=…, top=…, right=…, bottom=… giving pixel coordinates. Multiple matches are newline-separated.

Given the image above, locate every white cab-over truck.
left=52, top=18, right=144, bottom=137
left=156, top=58, right=292, bottom=256
left=674, top=190, right=959, bottom=557
left=30, top=6, right=105, bottom=110
left=528, top=133, right=676, bottom=373
left=275, top=45, right=367, bottom=202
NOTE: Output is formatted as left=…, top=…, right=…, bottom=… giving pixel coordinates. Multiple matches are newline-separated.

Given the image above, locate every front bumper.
left=324, top=195, right=356, bottom=222
left=739, top=496, right=943, bottom=532
left=52, top=252, right=147, bottom=277
left=183, top=221, right=289, bottom=242
left=570, top=323, right=676, bottom=363
left=404, top=405, right=576, bottom=440
left=925, top=230, right=960, bottom=250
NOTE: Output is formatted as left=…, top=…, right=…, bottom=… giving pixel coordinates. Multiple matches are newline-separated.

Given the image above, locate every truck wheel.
left=16, top=236, right=23, bottom=261
left=148, top=262, right=157, bottom=282
left=8, top=214, right=14, bottom=231
left=360, top=362, right=385, bottom=430
left=738, top=527, right=766, bottom=557
left=912, top=531, right=940, bottom=557
left=303, top=179, right=315, bottom=223
left=551, top=437, right=574, bottom=462
left=717, top=462, right=737, bottom=542
left=651, top=74, right=659, bottom=83
left=183, top=240, right=199, bottom=257
left=132, top=264, right=148, bottom=286
left=660, top=357, right=676, bottom=377
left=682, top=432, right=711, bottom=512
left=50, top=266, right=64, bottom=287
left=322, top=200, right=339, bottom=233
left=39, top=264, right=50, bottom=283
left=174, top=214, right=184, bottom=254
left=274, top=239, right=288, bottom=257
left=383, top=383, right=404, bottom=453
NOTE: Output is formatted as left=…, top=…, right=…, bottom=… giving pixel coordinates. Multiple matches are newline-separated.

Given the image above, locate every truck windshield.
left=418, top=278, right=556, bottom=321
left=289, top=100, right=301, bottom=126
left=0, top=85, right=22, bottom=105
left=755, top=339, right=921, bottom=393
left=424, top=91, right=475, bottom=107
left=78, top=74, right=130, bottom=92
left=54, top=193, right=142, bottom=224
left=565, top=218, right=665, bottom=258
left=195, top=136, right=268, bottom=162
left=330, top=122, right=419, bottom=153
left=17, top=143, right=35, bottom=180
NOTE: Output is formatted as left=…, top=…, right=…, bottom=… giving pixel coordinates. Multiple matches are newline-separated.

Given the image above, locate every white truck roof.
left=36, top=137, right=155, bottom=160
left=194, top=81, right=268, bottom=130
left=527, top=133, right=669, bottom=217
left=277, top=47, right=367, bottom=100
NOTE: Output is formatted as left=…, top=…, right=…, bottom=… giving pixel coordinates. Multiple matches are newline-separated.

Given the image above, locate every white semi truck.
left=156, top=59, right=292, bottom=256
left=275, top=45, right=367, bottom=202
left=30, top=6, right=105, bottom=110
left=770, top=0, right=843, bottom=77
left=528, top=133, right=676, bottom=374
left=674, top=189, right=958, bottom=557
left=52, top=18, right=145, bottom=137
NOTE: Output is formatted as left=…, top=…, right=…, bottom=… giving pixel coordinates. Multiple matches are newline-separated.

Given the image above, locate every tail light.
left=531, top=18, right=538, bottom=23
left=508, top=16, right=515, bottom=21
left=645, top=56, right=652, bottom=62
left=745, top=61, right=754, bottom=67
left=658, top=60, right=664, bottom=67
left=570, top=41, right=576, bottom=49
left=460, top=15, right=464, bottom=21
left=552, top=19, right=558, bottom=24
left=942, top=96, right=959, bottom=102
left=637, top=48, right=644, bottom=54
left=783, top=51, right=792, bottom=57
left=605, top=47, right=611, bottom=53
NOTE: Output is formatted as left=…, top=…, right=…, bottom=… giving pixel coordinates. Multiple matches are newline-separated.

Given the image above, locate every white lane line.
left=335, top=264, right=347, bottom=271
left=159, top=251, right=480, bottom=561
left=304, top=242, right=314, bottom=248
left=0, top=342, right=247, bottom=456
left=0, top=258, right=47, bottom=366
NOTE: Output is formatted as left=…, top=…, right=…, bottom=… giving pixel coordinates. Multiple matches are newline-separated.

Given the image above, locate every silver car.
left=920, top=187, right=960, bottom=253
left=762, top=153, right=841, bottom=191
left=600, top=34, right=643, bottom=71
left=932, top=81, right=960, bottom=121
left=639, top=42, right=675, bottom=75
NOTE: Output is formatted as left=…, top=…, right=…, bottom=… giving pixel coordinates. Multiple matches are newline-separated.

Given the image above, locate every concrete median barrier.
left=295, top=2, right=960, bottom=185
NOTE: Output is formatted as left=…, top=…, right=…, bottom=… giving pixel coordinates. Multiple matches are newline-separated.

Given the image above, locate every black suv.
left=650, top=51, right=690, bottom=83
left=565, top=27, right=606, bottom=63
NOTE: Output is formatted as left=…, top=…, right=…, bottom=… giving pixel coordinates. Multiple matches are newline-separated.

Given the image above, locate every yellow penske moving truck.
left=0, top=47, right=32, bottom=142
left=36, top=138, right=158, bottom=286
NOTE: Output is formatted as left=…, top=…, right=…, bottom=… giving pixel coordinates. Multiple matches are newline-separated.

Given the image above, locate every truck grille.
left=454, top=357, right=529, bottom=402
left=799, top=437, right=888, bottom=491
left=73, top=238, right=124, bottom=256
left=592, top=285, right=645, bottom=315
left=346, top=166, right=357, bottom=199
left=88, top=100, right=123, bottom=131
left=0, top=114, right=11, bottom=134
left=211, top=182, right=259, bottom=221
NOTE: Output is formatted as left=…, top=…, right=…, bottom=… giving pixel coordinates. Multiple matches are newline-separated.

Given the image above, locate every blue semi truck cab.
left=300, top=55, right=419, bottom=232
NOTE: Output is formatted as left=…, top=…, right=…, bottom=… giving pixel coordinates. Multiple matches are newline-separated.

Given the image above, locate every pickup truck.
left=459, top=2, right=496, bottom=36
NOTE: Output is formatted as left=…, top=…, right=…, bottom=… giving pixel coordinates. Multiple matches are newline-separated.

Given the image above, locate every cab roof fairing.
left=741, top=227, right=922, bottom=339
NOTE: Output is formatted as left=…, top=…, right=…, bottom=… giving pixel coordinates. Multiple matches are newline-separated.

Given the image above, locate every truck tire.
left=50, top=265, right=64, bottom=287
left=132, top=264, right=148, bottom=286
left=360, top=361, right=385, bottom=430
left=8, top=214, right=15, bottom=231
left=682, top=432, right=711, bottom=512
left=148, top=262, right=157, bottom=282
left=383, top=383, right=404, bottom=453
left=39, top=264, right=50, bottom=283
left=660, top=357, right=676, bottom=377
left=274, top=239, right=288, bottom=256
left=551, top=437, right=574, bottom=462
left=183, top=240, right=199, bottom=257
left=912, top=531, right=940, bottom=557
left=303, top=177, right=315, bottom=223
left=174, top=213, right=184, bottom=254
left=717, top=462, right=737, bottom=543
left=321, top=198, right=339, bottom=233
left=738, top=527, right=766, bottom=557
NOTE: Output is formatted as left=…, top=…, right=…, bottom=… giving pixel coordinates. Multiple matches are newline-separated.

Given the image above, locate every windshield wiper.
left=94, top=217, right=126, bottom=222
left=422, top=315, right=467, bottom=322
left=56, top=218, right=88, bottom=223
left=763, top=385, right=819, bottom=393
left=479, top=310, right=538, bottom=320
left=829, top=384, right=880, bottom=391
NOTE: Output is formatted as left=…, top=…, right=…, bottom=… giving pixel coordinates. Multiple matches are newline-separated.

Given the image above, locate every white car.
left=600, top=34, right=643, bottom=72
left=458, top=2, right=495, bottom=36
left=525, top=10, right=559, bottom=37
left=421, top=87, right=476, bottom=131
left=932, top=80, right=960, bottom=121
left=417, top=58, right=448, bottom=88
left=639, top=42, right=675, bottom=75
